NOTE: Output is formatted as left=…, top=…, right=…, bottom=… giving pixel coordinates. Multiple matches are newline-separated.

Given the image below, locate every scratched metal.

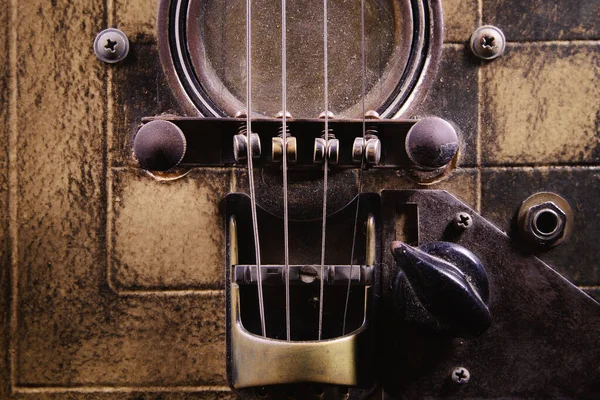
left=1, top=0, right=599, bottom=398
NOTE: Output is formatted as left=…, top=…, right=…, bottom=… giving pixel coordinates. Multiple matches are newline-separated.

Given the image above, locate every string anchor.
left=233, top=111, right=261, bottom=163
left=352, top=111, right=382, bottom=166
left=314, top=112, right=339, bottom=164
left=272, top=111, right=297, bottom=163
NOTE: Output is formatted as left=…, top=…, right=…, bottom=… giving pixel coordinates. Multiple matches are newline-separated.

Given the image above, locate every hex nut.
left=524, top=202, right=566, bottom=242
left=518, top=193, right=573, bottom=248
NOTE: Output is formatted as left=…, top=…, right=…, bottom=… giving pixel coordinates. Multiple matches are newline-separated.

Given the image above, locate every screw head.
left=318, top=111, right=336, bottom=119
left=365, top=110, right=381, bottom=119
left=470, top=25, right=506, bottom=61
left=276, top=111, right=293, bottom=119
left=94, top=28, right=129, bottom=63
left=451, top=367, right=470, bottom=385
left=453, top=212, right=472, bottom=230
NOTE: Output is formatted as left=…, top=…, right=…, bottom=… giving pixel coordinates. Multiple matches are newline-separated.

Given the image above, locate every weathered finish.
left=442, top=0, right=479, bottom=43
left=484, top=0, right=600, bottom=41
left=409, top=45, right=480, bottom=167
left=363, top=170, right=478, bottom=209
left=1, top=1, right=11, bottom=399
left=115, top=0, right=160, bottom=43
left=5, top=0, right=229, bottom=397
left=2, top=0, right=599, bottom=398
left=13, top=0, right=105, bottom=389
left=111, top=168, right=229, bottom=291
left=481, top=43, right=600, bottom=165
left=482, top=168, right=600, bottom=286
left=381, top=191, right=600, bottom=399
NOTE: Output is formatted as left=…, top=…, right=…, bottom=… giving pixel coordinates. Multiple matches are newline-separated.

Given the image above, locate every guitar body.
left=1, top=0, right=598, bottom=399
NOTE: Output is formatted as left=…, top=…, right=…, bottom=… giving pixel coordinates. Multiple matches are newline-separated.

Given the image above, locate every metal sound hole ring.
left=158, top=0, right=443, bottom=118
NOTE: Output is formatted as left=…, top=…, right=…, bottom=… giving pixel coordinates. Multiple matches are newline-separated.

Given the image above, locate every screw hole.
left=534, top=210, right=560, bottom=236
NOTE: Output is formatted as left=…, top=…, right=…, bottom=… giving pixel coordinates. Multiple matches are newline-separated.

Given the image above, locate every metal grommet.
left=517, top=192, right=574, bottom=249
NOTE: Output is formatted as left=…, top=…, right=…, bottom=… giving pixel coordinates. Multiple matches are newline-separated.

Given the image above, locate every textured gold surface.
left=443, top=0, right=479, bottom=42
left=482, top=44, right=600, bottom=165
left=110, top=168, right=229, bottom=291
left=2, top=0, right=599, bottom=398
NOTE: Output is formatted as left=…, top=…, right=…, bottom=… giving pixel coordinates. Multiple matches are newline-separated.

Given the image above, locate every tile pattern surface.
left=2, top=0, right=599, bottom=398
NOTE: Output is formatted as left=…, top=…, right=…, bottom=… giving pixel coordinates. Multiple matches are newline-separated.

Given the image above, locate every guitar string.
left=281, top=0, right=291, bottom=342
left=342, top=0, right=367, bottom=335
left=246, top=0, right=266, bottom=337
left=318, top=0, right=330, bottom=341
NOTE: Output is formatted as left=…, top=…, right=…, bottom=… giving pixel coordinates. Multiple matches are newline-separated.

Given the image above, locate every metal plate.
left=158, top=0, right=443, bottom=118
left=380, top=190, right=600, bottom=399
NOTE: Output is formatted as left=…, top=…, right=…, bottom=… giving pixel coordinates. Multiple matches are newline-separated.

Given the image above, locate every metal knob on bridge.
left=405, top=117, right=459, bottom=170
left=133, top=120, right=187, bottom=171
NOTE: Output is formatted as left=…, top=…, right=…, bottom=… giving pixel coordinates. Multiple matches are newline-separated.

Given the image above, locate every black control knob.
left=133, top=120, right=187, bottom=171
left=405, top=117, right=459, bottom=169
left=391, top=241, right=491, bottom=337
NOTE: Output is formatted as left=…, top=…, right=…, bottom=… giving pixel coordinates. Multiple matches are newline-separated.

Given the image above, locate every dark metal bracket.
left=223, top=189, right=600, bottom=398
left=140, top=116, right=415, bottom=168
left=380, top=190, right=600, bottom=399
left=224, top=193, right=381, bottom=399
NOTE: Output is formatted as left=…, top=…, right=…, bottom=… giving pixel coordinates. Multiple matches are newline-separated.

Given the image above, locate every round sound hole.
left=159, top=0, right=442, bottom=118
